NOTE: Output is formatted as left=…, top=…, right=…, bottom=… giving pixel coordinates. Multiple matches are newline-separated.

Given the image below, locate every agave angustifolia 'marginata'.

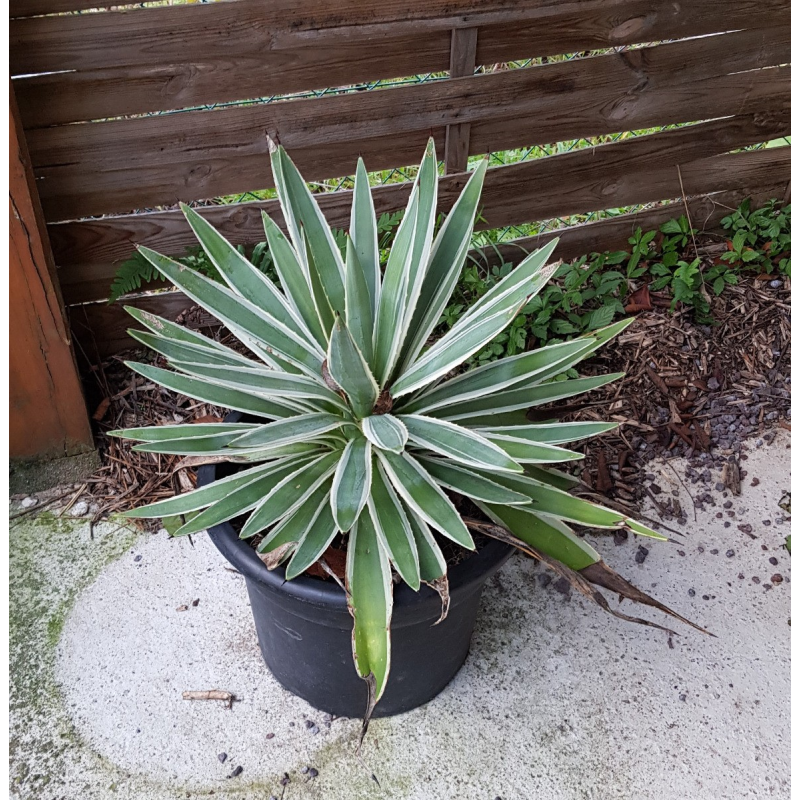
left=117, top=139, right=691, bottom=718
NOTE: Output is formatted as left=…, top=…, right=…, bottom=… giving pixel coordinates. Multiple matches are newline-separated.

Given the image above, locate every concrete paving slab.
left=10, top=431, right=791, bottom=800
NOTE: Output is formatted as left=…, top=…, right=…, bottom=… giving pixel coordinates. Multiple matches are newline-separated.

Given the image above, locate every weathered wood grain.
left=55, top=125, right=789, bottom=303
left=27, top=30, right=790, bottom=221
left=9, top=87, right=94, bottom=460
left=444, top=27, right=478, bottom=174
left=68, top=176, right=789, bottom=359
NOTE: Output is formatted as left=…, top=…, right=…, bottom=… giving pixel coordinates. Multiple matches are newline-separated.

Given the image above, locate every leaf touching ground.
left=331, top=436, right=372, bottom=532
left=476, top=502, right=599, bottom=570
left=328, top=316, right=379, bottom=419
left=239, top=451, right=340, bottom=538
left=229, top=413, right=343, bottom=449
left=417, top=456, right=531, bottom=505
left=377, top=450, right=474, bottom=550
left=368, top=460, right=420, bottom=589
left=467, top=518, right=708, bottom=636
left=401, top=414, right=523, bottom=473
left=346, top=513, right=393, bottom=745
left=361, top=414, right=408, bottom=453
left=125, top=362, right=300, bottom=419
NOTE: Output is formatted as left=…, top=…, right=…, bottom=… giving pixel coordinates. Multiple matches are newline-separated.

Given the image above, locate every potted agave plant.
left=116, top=140, right=700, bottom=731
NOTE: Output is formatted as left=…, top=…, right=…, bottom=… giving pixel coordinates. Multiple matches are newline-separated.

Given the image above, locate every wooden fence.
left=10, top=0, right=791, bottom=366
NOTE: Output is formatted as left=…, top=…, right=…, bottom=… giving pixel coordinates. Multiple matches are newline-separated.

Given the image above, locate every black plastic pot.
left=198, top=445, right=512, bottom=718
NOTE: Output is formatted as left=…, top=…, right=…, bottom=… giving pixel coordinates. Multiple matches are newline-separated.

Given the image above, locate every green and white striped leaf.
left=477, top=470, right=667, bottom=540
left=229, top=412, right=344, bottom=449
left=286, top=498, right=339, bottom=579
left=257, top=481, right=330, bottom=553
left=181, top=204, right=320, bottom=351
left=406, top=512, right=446, bottom=583
left=165, top=362, right=345, bottom=411
left=347, top=513, right=393, bottom=703
left=270, top=143, right=346, bottom=313
left=466, top=239, right=558, bottom=321
left=240, top=451, right=340, bottom=538
left=109, top=423, right=256, bottom=442
left=125, top=361, right=300, bottom=419
left=130, top=431, right=252, bottom=455
left=437, top=372, right=625, bottom=421
left=331, top=436, right=372, bottom=532
left=137, top=246, right=324, bottom=376
left=328, top=317, right=379, bottom=419
left=399, top=159, right=488, bottom=369
left=482, top=434, right=584, bottom=464
left=175, top=455, right=318, bottom=536
left=361, top=414, right=408, bottom=453
left=400, top=139, right=438, bottom=348
left=476, top=421, right=617, bottom=445
left=401, top=414, right=523, bottom=473
left=128, top=329, right=256, bottom=370
left=262, top=212, right=328, bottom=349
left=416, top=456, right=531, bottom=505
left=524, top=464, right=581, bottom=492
left=124, top=460, right=291, bottom=519
left=377, top=450, right=473, bottom=550
left=399, top=338, right=587, bottom=414
left=302, top=227, right=337, bottom=335
left=350, top=157, right=380, bottom=318
left=125, top=306, right=246, bottom=358
left=477, top=502, right=600, bottom=571
left=344, top=235, right=375, bottom=365
left=368, top=460, right=420, bottom=589
left=391, top=303, right=523, bottom=400
left=373, top=188, right=419, bottom=386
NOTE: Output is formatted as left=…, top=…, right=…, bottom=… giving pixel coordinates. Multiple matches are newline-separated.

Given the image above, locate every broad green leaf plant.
left=117, top=140, right=697, bottom=724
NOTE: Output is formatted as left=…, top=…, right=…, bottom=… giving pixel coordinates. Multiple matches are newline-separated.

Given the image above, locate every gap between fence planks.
left=66, top=180, right=788, bottom=361
left=50, top=114, right=789, bottom=282
left=12, top=1, right=789, bottom=128
left=25, top=29, right=789, bottom=221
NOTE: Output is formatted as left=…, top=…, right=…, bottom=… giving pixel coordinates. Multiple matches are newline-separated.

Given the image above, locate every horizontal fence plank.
left=55, top=130, right=790, bottom=303
left=13, top=0, right=789, bottom=128
left=68, top=179, right=789, bottom=360
left=49, top=116, right=788, bottom=269
left=475, top=186, right=789, bottom=268
left=28, top=30, right=790, bottom=221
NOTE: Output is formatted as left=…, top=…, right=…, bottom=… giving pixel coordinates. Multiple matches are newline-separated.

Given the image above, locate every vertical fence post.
left=10, top=83, right=95, bottom=464
left=444, top=27, right=478, bottom=174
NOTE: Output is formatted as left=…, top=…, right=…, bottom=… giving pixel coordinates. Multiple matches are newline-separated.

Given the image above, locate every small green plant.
left=720, top=198, right=791, bottom=276
left=114, top=141, right=686, bottom=730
